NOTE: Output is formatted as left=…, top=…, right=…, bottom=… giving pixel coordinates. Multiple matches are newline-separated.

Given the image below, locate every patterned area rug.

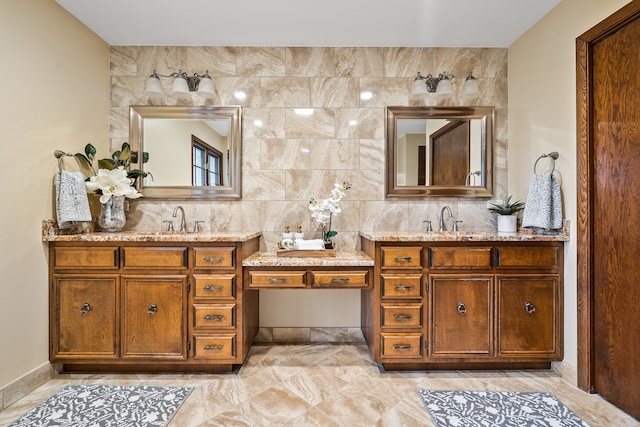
left=9, top=384, right=193, bottom=427
left=418, top=389, right=590, bottom=427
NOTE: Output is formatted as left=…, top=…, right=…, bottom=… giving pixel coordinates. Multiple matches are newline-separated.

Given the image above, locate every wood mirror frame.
left=130, top=105, right=242, bottom=199
left=385, top=106, right=494, bottom=198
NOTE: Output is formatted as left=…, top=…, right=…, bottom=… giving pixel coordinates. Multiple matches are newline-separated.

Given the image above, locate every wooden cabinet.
left=49, top=237, right=259, bottom=373
left=360, top=238, right=564, bottom=370
left=245, top=268, right=371, bottom=289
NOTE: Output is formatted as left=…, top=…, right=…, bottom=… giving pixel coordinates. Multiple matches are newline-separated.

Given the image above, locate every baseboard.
left=552, top=360, right=578, bottom=386
left=0, top=363, right=55, bottom=411
left=254, top=327, right=365, bottom=343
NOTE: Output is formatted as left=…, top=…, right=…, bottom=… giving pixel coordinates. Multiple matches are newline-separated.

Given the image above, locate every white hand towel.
left=521, top=173, right=562, bottom=230
left=56, top=170, right=92, bottom=228
left=295, top=239, right=325, bottom=250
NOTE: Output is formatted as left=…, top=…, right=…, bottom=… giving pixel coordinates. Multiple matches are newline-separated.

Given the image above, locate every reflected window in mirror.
left=130, top=105, right=241, bottom=199
left=386, top=106, right=494, bottom=198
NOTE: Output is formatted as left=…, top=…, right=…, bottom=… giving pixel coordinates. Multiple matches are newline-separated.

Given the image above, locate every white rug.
left=9, top=384, right=193, bottom=427
left=418, top=389, right=590, bottom=427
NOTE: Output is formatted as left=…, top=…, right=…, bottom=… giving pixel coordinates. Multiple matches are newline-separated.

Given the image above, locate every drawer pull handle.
left=394, top=256, right=413, bottom=262
left=147, top=304, right=158, bottom=315
left=268, top=278, right=287, bottom=283
left=203, top=257, right=223, bottom=262
left=394, top=344, right=413, bottom=350
left=394, top=285, right=414, bottom=290
left=204, top=345, right=223, bottom=351
left=331, top=277, right=350, bottom=283
left=457, top=302, right=467, bottom=314
left=203, top=285, right=223, bottom=291
left=80, top=302, right=91, bottom=314
left=525, top=301, right=536, bottom=314
left=394, top=314, right=413, bottom=320
left=204, top=315, right=223, bottom=321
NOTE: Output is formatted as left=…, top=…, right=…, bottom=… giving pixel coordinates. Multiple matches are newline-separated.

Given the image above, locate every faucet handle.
left=194, top=220, right=205, bottom=233
left=453, top=220, right=463, bottom=232
left=163, top=220, right=174, bottom=232
left=422, top=219, right=433, bottom=232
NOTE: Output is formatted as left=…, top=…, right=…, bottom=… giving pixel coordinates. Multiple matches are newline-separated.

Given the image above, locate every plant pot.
left=497, top=215, right=518, bottom=233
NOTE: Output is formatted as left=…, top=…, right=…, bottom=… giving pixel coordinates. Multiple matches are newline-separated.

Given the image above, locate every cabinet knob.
left=394, top=314, right=413, bottom=320
left=331, top=277, right=350, bottom=283
left=204, top=315, right=223, bottom=321
left=204, top=345, right=223, bottom=351
left=525, top=301, right=536, bottom=314
left=203, top=285, right=223, bottom=291
left=268, top=278, right=287, bottom=283
left=394, top=285, right=414, bottom=290
left=80, top=302, right=91, bottom=314
left=457, top=301, right=467, bottom=314
left=147, top=304, right=158, bottom=315
left=203, top=257, right=223, bottom=263
left=394, top=344, right=413, bottom=350
left=394, top=256, right=413, bottom=262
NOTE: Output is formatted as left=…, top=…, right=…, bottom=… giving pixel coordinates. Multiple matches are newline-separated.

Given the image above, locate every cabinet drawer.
left=248, top=271, right=306, bottom=288
left=381, top=333, right=423, bottom=358
left=496, top=246, right=560, bottom=269
left=429, top=246, right=492, bottom=269
left=381, top=247, right=423, bottom=268
left=311, top=271, right=369, bottom=288
left=123, top=247, right=187, bottom=269
left=381, top=274, right=423, bottom=299
left=193, top=304, right=236, bottom=328
left=53, top=247, right=119, bottom=269
left=381, top=303, right=423, bottom=328
left=193, top=274, right=235, bottom=299
left=193, top=335, right=236, bottom=360
left=193, top=247, right=235, bottom=269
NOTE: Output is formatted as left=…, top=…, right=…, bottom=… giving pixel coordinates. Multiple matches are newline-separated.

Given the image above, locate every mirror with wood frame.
left=130, top=105, right=242, bottom=199
left=385, top=106, right=494, bottom=198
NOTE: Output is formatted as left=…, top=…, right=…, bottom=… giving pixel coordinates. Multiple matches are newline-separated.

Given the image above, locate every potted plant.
left=488, top=195, right=525, bottom=233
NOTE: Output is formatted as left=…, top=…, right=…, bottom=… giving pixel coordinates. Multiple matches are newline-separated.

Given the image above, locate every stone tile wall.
left=110, top=46, right=508, bottom=251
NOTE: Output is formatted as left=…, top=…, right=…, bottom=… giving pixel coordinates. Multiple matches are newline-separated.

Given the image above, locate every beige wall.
left=111, top=46, right=508, bottom=328
left=508, top=0, right=632, bottom=373
left=0, top=1, right=109, bottom=390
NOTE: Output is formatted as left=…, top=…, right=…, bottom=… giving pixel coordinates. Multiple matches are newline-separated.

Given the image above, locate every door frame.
left=576, top=0, right=640, bottom=393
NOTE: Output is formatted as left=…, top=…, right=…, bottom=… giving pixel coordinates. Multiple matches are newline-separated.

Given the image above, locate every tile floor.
left=0, top=343, right=638, bottom=426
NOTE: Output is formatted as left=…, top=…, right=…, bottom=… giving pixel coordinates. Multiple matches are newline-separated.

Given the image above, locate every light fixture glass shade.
left=144, top=71, right=164, bottom=98
left=410, top=72, right=429, bottom=99
left=461, top=74, right=481, bottom=100
left=435, top=76, right=453, bottom=99
left=197, top=73, right=215, bottom=99
left=170, top=75, right=191, bottom=99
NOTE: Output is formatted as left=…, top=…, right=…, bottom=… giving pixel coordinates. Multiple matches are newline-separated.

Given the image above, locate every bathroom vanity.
left=44, top=225, right=568, bottom=373
left=360, top=231, right=567, bottom=371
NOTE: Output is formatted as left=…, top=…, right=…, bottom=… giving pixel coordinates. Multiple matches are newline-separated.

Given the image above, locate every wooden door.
left=577, top=0, right=640, bottom=417
left=496, top=275, right=560, bottom=357
left=53, top=276, right=118, bottom=359
left=430, top=120, right=470, bottom=185
left=429, top=275, right=493, bottom=357
left=121, top=275, right=187, bottom=359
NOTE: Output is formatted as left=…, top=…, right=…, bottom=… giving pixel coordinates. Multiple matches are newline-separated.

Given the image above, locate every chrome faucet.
left=173, top=206, right=187, bottom=232
left=439, top=206, right=453, bottom=232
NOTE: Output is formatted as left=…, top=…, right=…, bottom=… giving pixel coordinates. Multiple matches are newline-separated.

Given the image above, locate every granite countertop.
left=243, top=251, right=374, bottom=267
left=359, top=224, right=570, bottom=243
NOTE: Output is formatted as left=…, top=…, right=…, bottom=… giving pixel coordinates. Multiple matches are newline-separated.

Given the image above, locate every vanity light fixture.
left=144, top=69, right=216, bottom=100
left=410, top=71, right=481, bottom=100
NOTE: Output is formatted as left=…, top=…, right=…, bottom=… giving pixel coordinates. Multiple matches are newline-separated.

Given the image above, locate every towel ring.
left=533, top=151, right=559, bottom=174
left=54, top=150, right=83, bottom=173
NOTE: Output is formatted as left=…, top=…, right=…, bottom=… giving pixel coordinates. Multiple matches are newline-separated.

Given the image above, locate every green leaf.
left=325, top=230, right=338, bottom=238
left=98, top=158, right=116, bottom=170
left=84, top=143, right=96, bottom=161
left=142, top=152, right=149, bottom=164
left=127, top=169, right=147, bottom=178
left=119, top=144, right=131, bottom=161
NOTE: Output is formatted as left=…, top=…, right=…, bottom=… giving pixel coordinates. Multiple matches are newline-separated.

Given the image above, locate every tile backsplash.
left=110, top=46, right=508, bottom=251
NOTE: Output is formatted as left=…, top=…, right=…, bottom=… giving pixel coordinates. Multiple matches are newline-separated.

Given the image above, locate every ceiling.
left=55, top=0, right=561, bottom=48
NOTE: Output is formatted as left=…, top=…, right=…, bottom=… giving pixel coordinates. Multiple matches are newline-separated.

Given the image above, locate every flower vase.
left=98, top=195, right=126, bottom=232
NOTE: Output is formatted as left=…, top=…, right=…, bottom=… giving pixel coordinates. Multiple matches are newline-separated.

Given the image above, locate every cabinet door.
left=121, top=275, right=187, bottom=359
left=496, top=275, right=561, bottom=357
left=430, top=275, right=493, bottom=357
left=52, top=275, right=118, bottom=359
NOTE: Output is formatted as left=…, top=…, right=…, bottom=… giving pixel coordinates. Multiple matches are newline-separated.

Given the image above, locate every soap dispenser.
left=294, top=226, right=304, bottom=241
